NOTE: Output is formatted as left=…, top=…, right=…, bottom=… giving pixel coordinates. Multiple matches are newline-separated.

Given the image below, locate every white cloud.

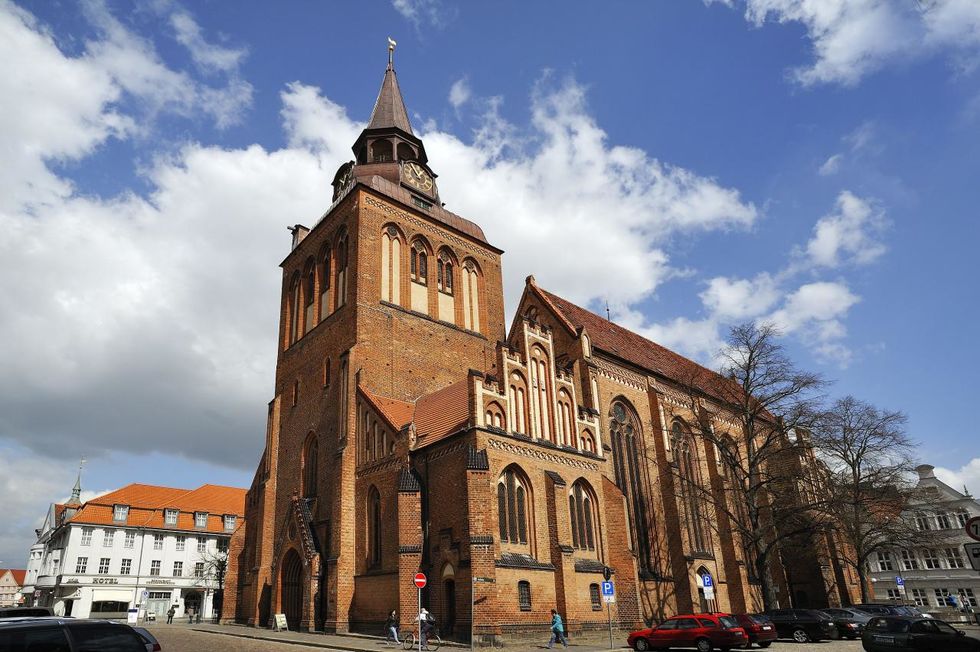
left=765, top=281, right=861, bottom=364
left=935, top=458, right=980, bottom=497
left=818, top=153, right=842, bottom=176
left=804, top=190, right=887, bottom=267
left=730, top=0, right=980, bottom=86
left=170, top=10, right=246, bottom=75
left=392, top=0, right=454, bottom=29
left=700, top=273, right=781, bottom=320
left=448, top=77, right=471, bottom=110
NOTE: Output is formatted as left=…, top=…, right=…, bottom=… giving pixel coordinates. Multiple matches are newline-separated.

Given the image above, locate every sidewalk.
left=185, top=623, right=631, bottom=652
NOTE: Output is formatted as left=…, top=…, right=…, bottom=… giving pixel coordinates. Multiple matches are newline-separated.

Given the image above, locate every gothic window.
left=580, top=429, right=597, bottom=454
left=335, top=236, right=349, bottom=308
left=461, top=259, right=481, bottom=332
left=302, top=433, right=318, bottom=498
left=508, top=372, right=530, bottom=435
left=319, top=246, right=332, bottom=320
left=485, top=401, right=505, bottom=430
left=304, top=260, right=316, bottom=334
left=497, top=467, right=530, bottom=547
left=339, top=359, right=349, bottom=439
left=368, top=486, right=382, bottom=567
left=323, top=358, right=331, bottom=388
left=557, top=389, right=574, bottom=447
left=582, top=333, right=592, bottom=357
left=524, top=306, right=539, bottom=322
left=288, top=273, right=301, bottom=346
left=529, top=345, right=553, bottom=442
left=609, top=400, right=652, bottom=571
left=410, top=243, right=428, bottom=284
left=380, top=226, right=402, bottom=305
left=569, top=480, right=598, bottom=553
left=672, top=421, right=710, bottom=554
left=371, top=140, right=392, bottom=163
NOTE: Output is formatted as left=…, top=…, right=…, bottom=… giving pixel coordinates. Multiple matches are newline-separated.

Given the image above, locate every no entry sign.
left=414, top=572, right=427, bottom=588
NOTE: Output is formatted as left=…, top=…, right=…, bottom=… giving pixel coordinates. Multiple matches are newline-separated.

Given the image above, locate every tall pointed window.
left=302, top=433, right=318, bottom=498
left=410, top=243, right=428, bottom=284
left=529, top=345, right=553, bottom=442
left=288, top=274, right=301, bottom=346
left=462, top=260, right=481, bottom=332
left=368, top=486, right=382, bottom=567
left=335, top=236, right=348, bottom=308
left=380, top=226, right=402, bottom=305
left=319, top=247, right=332, bottom=320
left=569, top=480, right=598, bottom=553
left=557, top=389, right=574, bottom=447
left=508, top=372, right=530, bottom=435
left=497, top=467, right=530, bottom=547
left=672, top=421, right=710, bottom=554
left=610, top=400, right=653, bottom=571
left=304, top=261, right=316, bottom=334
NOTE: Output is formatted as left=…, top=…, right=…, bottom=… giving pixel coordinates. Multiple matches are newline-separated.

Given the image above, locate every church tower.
left=232, top=43, right=506, bottom=632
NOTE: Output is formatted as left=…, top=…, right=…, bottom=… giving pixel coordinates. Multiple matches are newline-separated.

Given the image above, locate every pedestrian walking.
left=187, top=607, right=194, bottom=624
left=547, top=609, right=568, bottom=649
left=166, top=605, right=175, bottom=624
left=385, top=609, right=400, bottom=645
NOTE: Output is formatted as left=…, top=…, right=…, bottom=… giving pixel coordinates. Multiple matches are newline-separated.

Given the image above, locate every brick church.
left=224, top=48, right=860, bottom=641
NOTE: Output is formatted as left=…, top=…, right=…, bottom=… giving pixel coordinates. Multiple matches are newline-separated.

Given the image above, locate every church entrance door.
left=282, top=549, right=303, bottom=630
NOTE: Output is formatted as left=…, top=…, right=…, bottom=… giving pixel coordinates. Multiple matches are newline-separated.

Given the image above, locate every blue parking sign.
left=601, top=581, right=614, bottom=596
left=702, top=574, right=713, bottom=588
left=895, top=576, right=904, bottom=586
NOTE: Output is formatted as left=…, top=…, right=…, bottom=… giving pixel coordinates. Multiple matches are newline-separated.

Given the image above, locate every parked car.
left=729, top=613, right=777, bottom=648
left=823, top=607, right=871, bottom=639
left=764, top=608, right=838, bottom=643
left=627, top=613, right=748, bottom=651
left=0, top=606, right=54, bottom=618
left=855, top=603, right=920, bottom=617
left=0, top=617, right=147, bottom=652
left=861, top=615, right=980, bottom=651
left=131, top=626, right=162, bottom=652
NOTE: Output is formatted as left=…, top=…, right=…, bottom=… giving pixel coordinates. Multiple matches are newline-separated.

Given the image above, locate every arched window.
left=582, top=333, right=592, bottom=357
left=672, top=421, right=710, bottom=554
left=411, top=242, right=428, bottom=284
left=610, top=400, right=653, bottom=571
left=462, top=260, right=481, bottom=332
left=319, top=246, right=332, bottom=320
left=580, top=429, right=597, bottom=454
left=557, top=389, right=574, bottom=447
left=380, top=226, right=402, bottom=305
left=529, top=345, right=553, bottom=442
left=485, top=401, right=506, bottom=430
left=335, top=236, right=348, bottom=309
left=304, top=260, right=316, bottom=334
left=368, top=486, right=382, bottom=567
left=436, top=249, right=456, bottom=322
left=371, top=140, right=392, bottom=163
left=524, top=306, right=539, bottom=322
left=339, top=359, right=349, bottom=439
left=323, top=358, right=331, bottom=388
left=568, top=480, right=598, bottom=553
left=507, top=372, right=530, bottom=435
left=497, top=467, right=530, bottom=546
left=288, top=273, right=301, bottom=346
left=302, top=434, right=318, bottom=498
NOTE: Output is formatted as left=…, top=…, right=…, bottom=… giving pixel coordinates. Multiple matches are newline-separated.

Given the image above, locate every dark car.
left=727, top=613, right=777, bottom=648
left=0, top=617, right=147, bottom=652
left=627, top=613, right=748, bottom=651
left=855, top=603, right=920, bottom=617
left=764, top=608, right=838, bottom=643
left=0, top=606, right=55, bottom=618
left=861, top=616, right=980, bottom=651
left=823, top=607, right=871, bottom=639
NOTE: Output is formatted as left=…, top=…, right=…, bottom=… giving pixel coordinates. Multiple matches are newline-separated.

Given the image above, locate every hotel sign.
left=92, top=578, right=119, bottom=584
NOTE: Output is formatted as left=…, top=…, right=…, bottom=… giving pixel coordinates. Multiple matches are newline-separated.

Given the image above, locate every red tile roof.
left=413, top=380, right=471, bottom=448
left=1, top=569, right=27, bottom=586
left=67, top=483, right=246, bottom=535
left=360, top=386, right=415, bottom=430
left=534, top=285, right=738, bottom=403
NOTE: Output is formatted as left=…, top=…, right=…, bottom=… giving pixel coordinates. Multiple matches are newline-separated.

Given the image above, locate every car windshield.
left=718, top=616, right=739, bottom=628
left=934, top=621, right=958, bottom=635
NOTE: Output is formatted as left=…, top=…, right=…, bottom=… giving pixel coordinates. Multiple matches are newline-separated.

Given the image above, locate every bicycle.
left=401, top=625, right=442, bottom=651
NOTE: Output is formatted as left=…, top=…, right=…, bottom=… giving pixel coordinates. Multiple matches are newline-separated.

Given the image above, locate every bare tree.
left=674, top=322, right=829, bottom=611
left=811, top=396, right=923, bottom=603
left=200, top=547, right=229, bottom=622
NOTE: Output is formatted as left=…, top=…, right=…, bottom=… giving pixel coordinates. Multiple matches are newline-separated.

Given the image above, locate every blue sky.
left=1, top=0, right=979, bottom=565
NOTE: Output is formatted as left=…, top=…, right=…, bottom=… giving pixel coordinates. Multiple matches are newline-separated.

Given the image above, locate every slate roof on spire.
left=368, top=66, right=414, bottom=135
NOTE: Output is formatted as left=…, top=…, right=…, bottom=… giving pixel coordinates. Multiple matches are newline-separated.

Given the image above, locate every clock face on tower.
left=401, top=161, right=434, bottom=195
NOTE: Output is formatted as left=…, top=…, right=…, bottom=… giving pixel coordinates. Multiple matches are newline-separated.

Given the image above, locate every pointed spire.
left=67, top=458, right=85, bottom=506
left=367, top=37, right=413, bottom=135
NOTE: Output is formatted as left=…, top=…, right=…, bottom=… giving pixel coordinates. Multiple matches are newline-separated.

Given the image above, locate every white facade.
left=869, top=464, right=980, bottom=622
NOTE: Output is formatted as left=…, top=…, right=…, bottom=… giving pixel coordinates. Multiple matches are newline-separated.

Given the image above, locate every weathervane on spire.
left=388, top=36, right=397, bottom=69
left=69, top=457, right=86, bottom=505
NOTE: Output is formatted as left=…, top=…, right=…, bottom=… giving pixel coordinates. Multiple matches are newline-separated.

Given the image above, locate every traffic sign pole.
left=413, top=572, right=427, bottom=652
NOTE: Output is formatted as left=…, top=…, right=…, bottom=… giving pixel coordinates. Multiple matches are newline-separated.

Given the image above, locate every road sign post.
left=414, top=572, right=427, bottom=652
left=601, top=581, right=615, bottom=649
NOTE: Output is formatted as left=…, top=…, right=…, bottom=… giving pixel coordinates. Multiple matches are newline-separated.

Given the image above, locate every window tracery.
left=497, top=467, right=531, bottom=547
left=610, top=400, right=653, bottom=571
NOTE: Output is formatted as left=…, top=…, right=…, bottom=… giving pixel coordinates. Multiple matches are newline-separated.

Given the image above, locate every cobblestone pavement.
left=143, top=624, right=868, bottom=652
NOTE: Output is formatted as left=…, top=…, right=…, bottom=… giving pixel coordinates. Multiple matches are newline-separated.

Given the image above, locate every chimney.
left=288, top=224, right=310, bottom=250
left=915, top=464, right=936, bottom=480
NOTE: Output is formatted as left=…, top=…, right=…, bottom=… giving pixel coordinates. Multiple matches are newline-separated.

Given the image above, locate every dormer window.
left=223, top=515, right=237, bottom=531
left=113, top=505, right=129, bottom=522
left=194, top=512, right=208, bottom=529
left=164, top=509, right=178, bottom=526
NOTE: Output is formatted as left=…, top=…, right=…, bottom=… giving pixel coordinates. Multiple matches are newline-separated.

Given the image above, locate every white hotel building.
left=869, top=464, right=980, bottom=621
left=22, top=480, right=245, bottom=621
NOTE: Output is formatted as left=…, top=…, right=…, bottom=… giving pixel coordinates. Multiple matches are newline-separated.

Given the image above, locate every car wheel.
left=695, top=638, right=712, bottom=652
left=792, top=628, right=810, bottom=643
left=633, top=638, right=650, bottom=651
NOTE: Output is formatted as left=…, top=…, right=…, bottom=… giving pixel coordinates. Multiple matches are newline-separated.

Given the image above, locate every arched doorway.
left=442, top=563, right=456, bottom=638
left=281, top=549, right=304, bottom=630
left=695, top=567, right=715, bottom=614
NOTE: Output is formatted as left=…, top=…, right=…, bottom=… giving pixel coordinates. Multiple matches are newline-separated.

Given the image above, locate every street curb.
left=190, top=627, right=470, bottom=650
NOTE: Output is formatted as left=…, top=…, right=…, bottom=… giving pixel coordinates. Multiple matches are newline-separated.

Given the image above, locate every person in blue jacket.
left=547, top=608, right=568, bottom=649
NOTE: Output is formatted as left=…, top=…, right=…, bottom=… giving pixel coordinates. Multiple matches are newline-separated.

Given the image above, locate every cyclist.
left=417, top=608, right=435, bottom=648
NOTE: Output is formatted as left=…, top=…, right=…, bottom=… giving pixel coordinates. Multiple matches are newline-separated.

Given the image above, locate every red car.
left=628, top=613, right=749, bottom=651
left=728, top=613, right=777, bottom=648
